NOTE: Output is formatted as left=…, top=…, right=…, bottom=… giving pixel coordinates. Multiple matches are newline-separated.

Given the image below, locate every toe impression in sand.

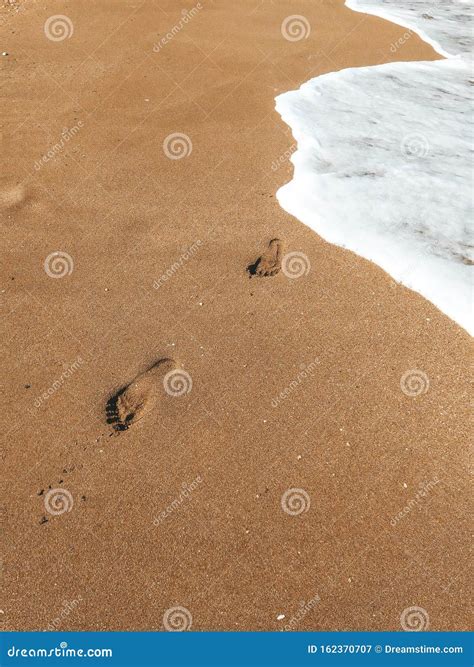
left=248, top=238, right=285, bottom=277
left=106, top=358, right=177, bottom=431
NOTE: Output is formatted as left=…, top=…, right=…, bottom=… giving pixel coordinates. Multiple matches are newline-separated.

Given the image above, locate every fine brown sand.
left=1, top=0, right=471, bottom=631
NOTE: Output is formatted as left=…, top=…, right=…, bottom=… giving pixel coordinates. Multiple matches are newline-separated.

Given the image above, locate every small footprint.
left=106, top=358, right=177, bottom=431
left=248, top=238, right=284, bottom=277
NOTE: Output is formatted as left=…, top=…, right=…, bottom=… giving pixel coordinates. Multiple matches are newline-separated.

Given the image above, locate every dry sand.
left=1, top=0, right=471, bottom=631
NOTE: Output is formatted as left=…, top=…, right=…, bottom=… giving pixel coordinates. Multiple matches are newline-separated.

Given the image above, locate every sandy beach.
left=1, top=0, right=471, bottom=632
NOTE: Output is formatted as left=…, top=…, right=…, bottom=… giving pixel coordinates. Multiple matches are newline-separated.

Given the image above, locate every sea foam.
left=276, top=0, right=473, bottom=334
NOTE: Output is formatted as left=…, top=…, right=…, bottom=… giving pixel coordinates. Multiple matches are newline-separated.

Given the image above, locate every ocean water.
left=276, top=0, right=473, bottom=334
left=347, top=0, right=473, bottom=58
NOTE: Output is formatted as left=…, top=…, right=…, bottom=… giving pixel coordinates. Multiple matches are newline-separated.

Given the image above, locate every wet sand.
left=1, top=0, right=471, bottom=631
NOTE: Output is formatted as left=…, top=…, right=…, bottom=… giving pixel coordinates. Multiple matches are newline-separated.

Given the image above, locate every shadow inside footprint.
left=106, top=358, right=176, bottom=431
left=105, top=391, right=133, bottom=431
left=248, top=238, right=285, bottom=277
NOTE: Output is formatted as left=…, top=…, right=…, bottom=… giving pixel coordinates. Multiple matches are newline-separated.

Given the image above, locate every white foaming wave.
left=275, top=0, right=473, bottom=335
left=347, top=0, right=473, bottom=59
